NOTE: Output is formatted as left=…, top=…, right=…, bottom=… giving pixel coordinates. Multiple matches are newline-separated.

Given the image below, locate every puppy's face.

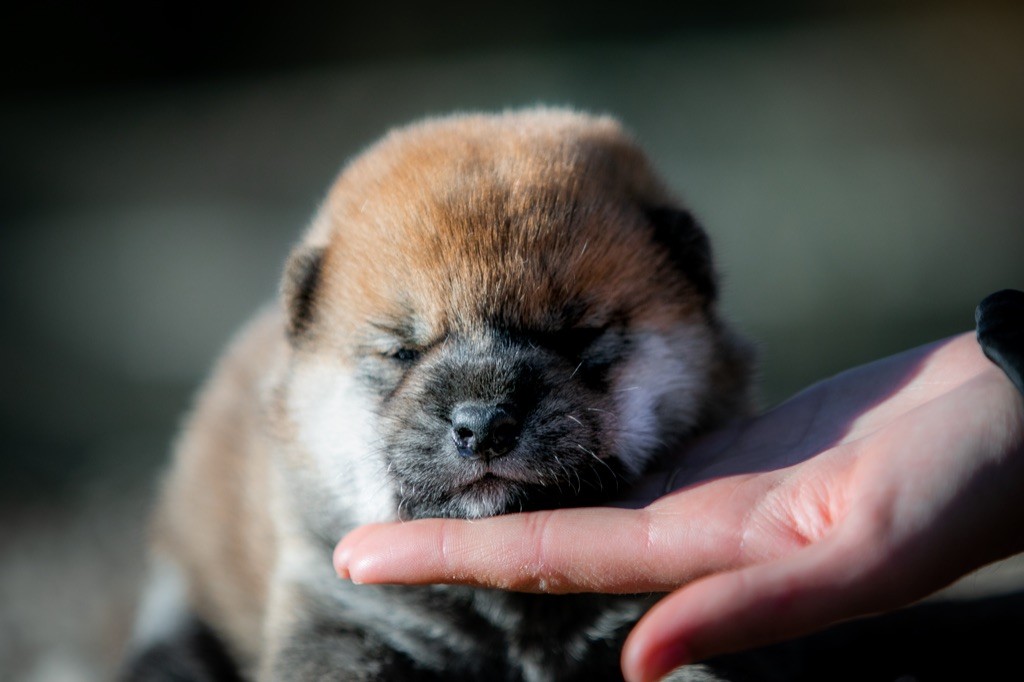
left=278, top=111, right=750, bottom=523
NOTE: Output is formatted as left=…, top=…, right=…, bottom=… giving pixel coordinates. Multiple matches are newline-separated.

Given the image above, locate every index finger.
left=334, top=477, right=756, bottom=594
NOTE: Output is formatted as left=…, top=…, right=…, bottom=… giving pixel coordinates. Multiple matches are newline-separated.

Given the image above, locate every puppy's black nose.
left=450, top=404, right=520, bottom=461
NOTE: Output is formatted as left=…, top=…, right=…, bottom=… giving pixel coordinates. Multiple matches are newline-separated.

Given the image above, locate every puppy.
left=121, top=108, right=753, bottom=682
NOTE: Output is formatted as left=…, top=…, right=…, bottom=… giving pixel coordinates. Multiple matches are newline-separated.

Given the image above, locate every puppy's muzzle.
left=450, top=403, right=521, bottom=462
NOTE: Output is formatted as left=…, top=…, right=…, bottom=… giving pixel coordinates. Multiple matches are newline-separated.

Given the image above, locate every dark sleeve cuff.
left=975, top=289, right=1024, bottom=397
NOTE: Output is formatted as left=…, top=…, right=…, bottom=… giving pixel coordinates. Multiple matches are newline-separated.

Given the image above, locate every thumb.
left=621, top=526, right=888, bottom=682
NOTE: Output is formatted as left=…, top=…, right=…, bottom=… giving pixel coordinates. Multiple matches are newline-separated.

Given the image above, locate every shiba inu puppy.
left=121, top=108, right=753, bottom=682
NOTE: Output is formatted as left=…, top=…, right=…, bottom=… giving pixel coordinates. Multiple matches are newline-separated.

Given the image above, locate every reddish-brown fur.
left=309, top=111, right=706, bottom=358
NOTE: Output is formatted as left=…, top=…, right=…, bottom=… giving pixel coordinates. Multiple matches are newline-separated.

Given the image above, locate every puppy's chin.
left=400, top=480, right=543, bottom=520
left=395, top=452, right=628, bottom=521
left=443, top=473, right=522, bottom=520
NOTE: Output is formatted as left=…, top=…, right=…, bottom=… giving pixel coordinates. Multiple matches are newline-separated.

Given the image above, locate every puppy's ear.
left=646, top=206, right=717, bottom=303
left=282, top=246, right=325, bottom=341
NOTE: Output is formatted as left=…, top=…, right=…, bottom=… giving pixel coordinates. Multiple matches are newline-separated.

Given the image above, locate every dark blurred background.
left=2, top=1, right=1023, bottom=680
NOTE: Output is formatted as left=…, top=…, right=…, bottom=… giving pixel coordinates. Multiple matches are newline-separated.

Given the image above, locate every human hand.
left=334, top=332, right=1024, bottom=681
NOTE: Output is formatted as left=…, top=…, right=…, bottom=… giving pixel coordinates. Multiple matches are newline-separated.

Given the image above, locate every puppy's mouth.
left=459, top=471, right=504, bottom=493
left=454, top=459, right=547, bottom=488
left=398, top=442, right=624, bottom=520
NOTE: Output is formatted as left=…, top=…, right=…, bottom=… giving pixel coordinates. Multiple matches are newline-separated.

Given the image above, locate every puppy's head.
left=277, top=109, right=751, bottom=523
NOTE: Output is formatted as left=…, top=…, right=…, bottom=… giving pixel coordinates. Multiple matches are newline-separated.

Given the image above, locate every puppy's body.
left=123, top=109, right=752, bottom=682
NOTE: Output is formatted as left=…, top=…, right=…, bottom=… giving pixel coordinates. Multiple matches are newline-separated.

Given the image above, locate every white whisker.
left=576, top=442, right=617, bottom=479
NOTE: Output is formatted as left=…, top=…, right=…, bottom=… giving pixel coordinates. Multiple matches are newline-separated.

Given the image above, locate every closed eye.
left=367, top=319, right=431, bottom=364
left=385, top=347, right=421, bottom=363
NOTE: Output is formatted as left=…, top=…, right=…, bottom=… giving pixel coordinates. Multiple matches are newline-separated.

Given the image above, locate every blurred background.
left=2, top=1, right=1023, bottom=680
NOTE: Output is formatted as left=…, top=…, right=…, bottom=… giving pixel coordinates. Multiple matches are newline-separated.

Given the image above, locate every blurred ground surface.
left=2, top=3, right=1023, bottom=680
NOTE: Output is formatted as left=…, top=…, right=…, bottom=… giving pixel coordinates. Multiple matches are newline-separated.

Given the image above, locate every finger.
left=336, top=509, right=676, bottom=593
left=621, top=527, right=886, bottom=682
left=335, top=483, right=753, bottom=593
